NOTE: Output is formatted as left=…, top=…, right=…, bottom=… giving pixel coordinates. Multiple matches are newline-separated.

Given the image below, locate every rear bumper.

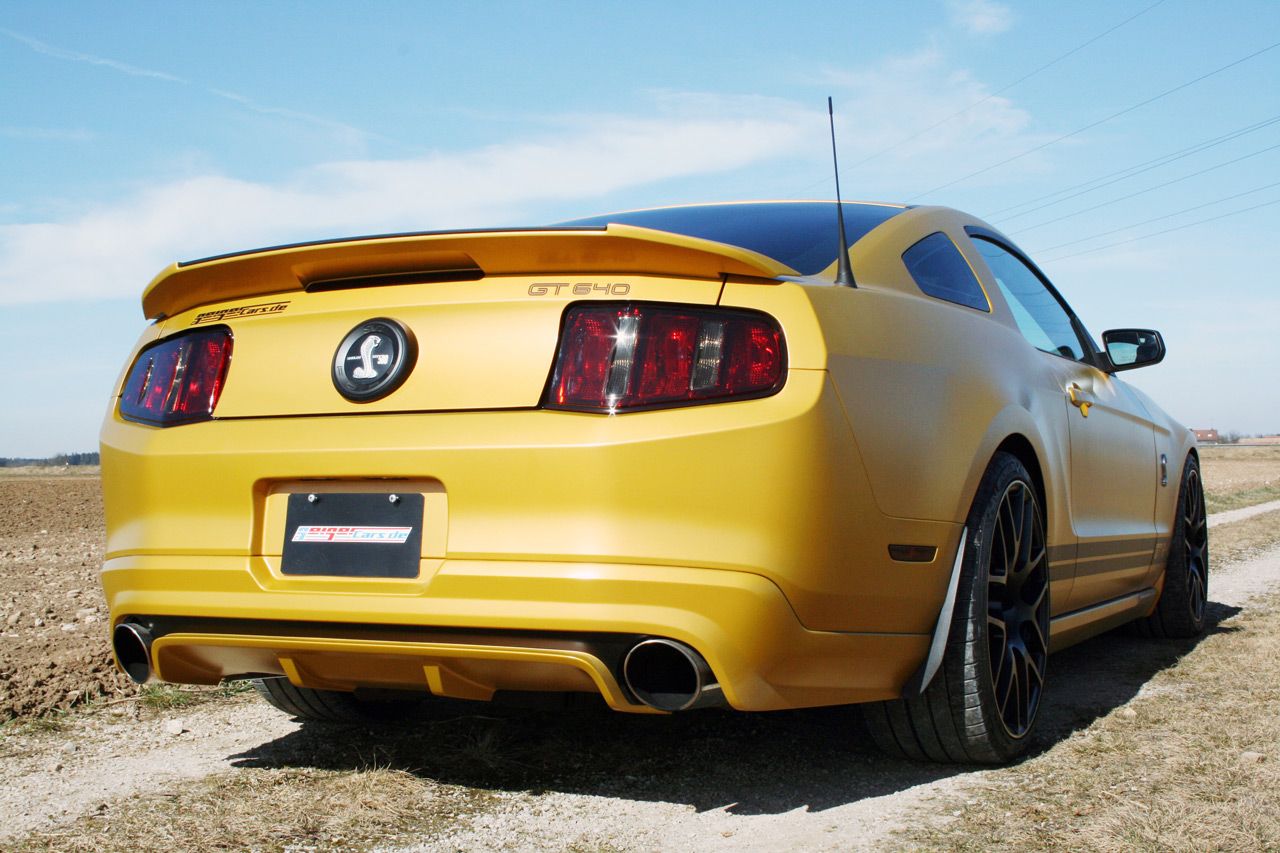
left=104, top=556, right=929, bottom=711
left=101, top=369, right=955, bottom=709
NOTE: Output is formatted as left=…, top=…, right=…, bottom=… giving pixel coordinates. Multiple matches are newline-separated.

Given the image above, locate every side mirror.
left=1102, top=328, right=1165, bottom=371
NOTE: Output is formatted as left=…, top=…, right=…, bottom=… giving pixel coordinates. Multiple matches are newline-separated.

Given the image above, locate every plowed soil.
left=1, top=459, right=1279, bottom=850
left=0, top=475, right=133, bottom=720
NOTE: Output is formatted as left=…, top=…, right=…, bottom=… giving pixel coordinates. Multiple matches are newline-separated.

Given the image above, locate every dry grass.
left=900, top=597, right=1280, bottom=851
left=899, top=513, right=1280, bottom=852
left=16, top=767, right=499, bottom=852
left=0, top=466, right=100, bottom=478
left=1212, top=509, right=1280, bottom=566
left=7, top=463, right=1280, bottom=851
left=136, top=681, right=254, bottom=711
left=1200, top=445, right=1280, bottom=513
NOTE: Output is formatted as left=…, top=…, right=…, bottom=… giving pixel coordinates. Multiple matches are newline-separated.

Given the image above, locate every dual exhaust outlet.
left=621, top=638, right=723, bottom=712
left=113, top=621, right=723, bottom=712
left=112, top=621, right=155, bottom=684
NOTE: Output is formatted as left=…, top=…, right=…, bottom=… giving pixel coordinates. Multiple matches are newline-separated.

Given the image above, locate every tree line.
left=0, top=452, right=100, bottom=467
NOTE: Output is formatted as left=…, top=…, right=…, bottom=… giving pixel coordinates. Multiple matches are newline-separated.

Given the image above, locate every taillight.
left=118, top=327, right=233, bottom=426
left=546, top=303, right=785, bottom=412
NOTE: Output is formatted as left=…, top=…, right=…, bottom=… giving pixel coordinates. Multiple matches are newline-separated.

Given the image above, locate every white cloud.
left=1, top=28, right=186, bottom=82
left=821, top=51, right=1050, bottom=197
left=0, top=105, right=806, bottom=306
left=3, top=28, right=376, bottom=150
left=946, top=0, right=1015, bottom=35
left=0, top=126, right=96, bottom=142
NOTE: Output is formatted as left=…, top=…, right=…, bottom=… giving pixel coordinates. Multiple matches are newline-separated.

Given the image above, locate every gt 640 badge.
left=332, top=318, right=416, bottom=402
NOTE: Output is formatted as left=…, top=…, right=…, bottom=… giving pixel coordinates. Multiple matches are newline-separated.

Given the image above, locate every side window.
left=973, top=238, right=1085, bottom=361
left=902, top=232, right=989, bottom=311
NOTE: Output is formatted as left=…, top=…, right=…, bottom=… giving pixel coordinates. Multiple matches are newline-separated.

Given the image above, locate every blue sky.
left=2, top=0, right=1278, bottom=455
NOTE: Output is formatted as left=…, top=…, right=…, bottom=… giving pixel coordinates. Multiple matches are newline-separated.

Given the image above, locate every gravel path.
left=3, top=515, right=1278, bottom=850
left=392, top=539, right=1280, bottom=852
left=0, top=698, right=298, bottom=842
left=1208, top=499, right=1280, bottom=528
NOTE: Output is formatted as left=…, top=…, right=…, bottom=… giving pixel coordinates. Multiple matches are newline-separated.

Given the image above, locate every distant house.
left=1240, top=434, right=1280, bottom=446
left=1193, top=429, right=1220, bottom=444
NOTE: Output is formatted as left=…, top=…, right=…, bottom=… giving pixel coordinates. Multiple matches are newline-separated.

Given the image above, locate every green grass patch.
left=1206, top=483, right=1280, bottom=514
left=138, top=680, right=254, bottom=711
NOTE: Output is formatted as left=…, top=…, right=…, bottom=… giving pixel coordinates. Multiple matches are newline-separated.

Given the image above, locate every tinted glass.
left=902, top=232, right=989, bottom=311
left=560, top=202, right=903, bottom=275
left=974, top=238, right=1085, bottom=361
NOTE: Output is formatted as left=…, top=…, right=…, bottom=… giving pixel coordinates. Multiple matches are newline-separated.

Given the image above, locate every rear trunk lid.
left=142, top=226, right=794, bottom=418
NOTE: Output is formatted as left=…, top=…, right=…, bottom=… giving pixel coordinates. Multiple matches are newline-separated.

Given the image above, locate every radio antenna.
left=827, top=96, right=856, bottom=288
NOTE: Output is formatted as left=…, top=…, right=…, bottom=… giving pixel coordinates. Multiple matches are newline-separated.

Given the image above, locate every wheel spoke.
left=1025, top=575, right=1047, bottom=611
left=1009, top=489, right=1025, bottom=557
left=999, top=651, right=1017, bottom=721
left=1189, top=565, right=1206, bottom=617
left=1024, top=649, right=1044, bottom=693
left=1175, top=468, right=1209, bottom=625
left=1026, top=609, right=1048, bottom=656
left=996, top=502, right=1013, bottom=579
left=1011, top=647, right=1028, bottom=733
left=988, top=615, right=1008, bottom=682
left=985, top=477, right=1050, bottom=741
left=1017, top=546, right=1046, bottom=585
left=1017, top=492, right=1034, bottom=573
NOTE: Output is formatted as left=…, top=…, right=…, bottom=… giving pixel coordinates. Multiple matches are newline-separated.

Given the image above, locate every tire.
left=252, top=677, right=430, bottom=723
left=1133, top=455, right=1208, bottom=639
left=863, top=452, right=1051, bottom=764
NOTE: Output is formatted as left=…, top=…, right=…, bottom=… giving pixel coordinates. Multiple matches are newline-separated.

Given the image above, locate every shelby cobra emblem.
left=331, top=318, right=416, bottom=401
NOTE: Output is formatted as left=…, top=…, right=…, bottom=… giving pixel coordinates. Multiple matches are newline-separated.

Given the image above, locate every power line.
left=1041, top=197, right=1280, bottom=262
left=1009, top=140, right=1280, bottom=233
left=792, top=0, right=1168, bottom=196
left=845, top=0, right=1169, bottom=175
left=905, top=39, right=1280, bottom=201
left=986, top=113, right=1280, bottom=220
left=1031, top=179, right=1280, bottom=253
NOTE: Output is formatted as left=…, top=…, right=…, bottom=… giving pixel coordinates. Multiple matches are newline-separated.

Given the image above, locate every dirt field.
left=2, top=457, right=1279, bottom=850
left=1200, top=444, right=1280, bottom=512
left=0, top=475, right=133, bottom=719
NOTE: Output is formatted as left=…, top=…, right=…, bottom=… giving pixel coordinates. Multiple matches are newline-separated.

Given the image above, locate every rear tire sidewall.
left=945, top=452, right=1049, bottom=763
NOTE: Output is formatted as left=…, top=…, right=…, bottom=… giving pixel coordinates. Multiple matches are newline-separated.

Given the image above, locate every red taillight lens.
left=119, top=327, right=233, bottom=426
left=546, top=304, right=785, bottom=412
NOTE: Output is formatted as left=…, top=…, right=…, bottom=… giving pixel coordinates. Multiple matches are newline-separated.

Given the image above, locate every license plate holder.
left=281, top=492, right=424, bottom=578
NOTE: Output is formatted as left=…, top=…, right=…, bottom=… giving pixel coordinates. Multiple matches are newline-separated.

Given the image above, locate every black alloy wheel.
left=1181, top=466, right=1208, bottom=624
left=1134, top=455, right=1209, bottom=638
left=985, top=479, right=1050, bottom=739
left=862, top=452, right=1050, bottom=764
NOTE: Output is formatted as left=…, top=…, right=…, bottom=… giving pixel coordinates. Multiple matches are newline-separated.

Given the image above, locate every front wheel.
left=863, top=452, right=1051, bottom=764
left=1132, top=454, right=1208, bottom=638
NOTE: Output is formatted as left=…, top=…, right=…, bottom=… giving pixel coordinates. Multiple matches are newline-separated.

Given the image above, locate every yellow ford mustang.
left=100, top=201, right=1206, bottom=764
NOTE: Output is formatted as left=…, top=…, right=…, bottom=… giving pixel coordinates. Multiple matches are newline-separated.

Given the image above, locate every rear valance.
left=141, top=225, right=797, bottom=320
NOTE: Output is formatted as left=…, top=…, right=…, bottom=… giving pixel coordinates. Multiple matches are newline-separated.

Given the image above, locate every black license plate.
left=281, top=492, right=424, bottom=578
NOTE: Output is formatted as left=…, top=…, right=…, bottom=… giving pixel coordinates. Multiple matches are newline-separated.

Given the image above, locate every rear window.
left=902, top=232, right=989, bottom=311
left=560, top=202, right=903, bottom=275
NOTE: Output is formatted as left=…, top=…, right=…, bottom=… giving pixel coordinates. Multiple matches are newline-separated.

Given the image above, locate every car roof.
left=559, top=201, right=908, bottom=276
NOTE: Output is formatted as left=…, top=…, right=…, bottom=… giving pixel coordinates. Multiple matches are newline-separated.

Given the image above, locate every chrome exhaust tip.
left=112, top=622, right=154, bottom=684
left=622, top=638, right=723, bottom=712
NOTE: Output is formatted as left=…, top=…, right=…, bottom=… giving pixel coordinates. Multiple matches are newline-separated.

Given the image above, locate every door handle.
left=1067, top=383, right=1091, bottom=418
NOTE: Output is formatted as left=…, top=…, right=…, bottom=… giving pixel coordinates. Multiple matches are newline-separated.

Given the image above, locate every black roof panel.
left=559, top=201, right=905, bottom=275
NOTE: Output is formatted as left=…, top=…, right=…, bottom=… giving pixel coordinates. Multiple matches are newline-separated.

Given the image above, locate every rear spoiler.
left=141, top=225, right=798, bottom=320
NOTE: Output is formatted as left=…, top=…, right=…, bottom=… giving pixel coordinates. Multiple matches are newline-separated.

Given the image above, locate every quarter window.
left=973, top=238, right=1085, bottom=361
left=902, top=232, right=989, bottom=311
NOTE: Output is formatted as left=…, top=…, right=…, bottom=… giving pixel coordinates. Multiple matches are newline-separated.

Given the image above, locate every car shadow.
left=228, top=599, right=1241, bottom=816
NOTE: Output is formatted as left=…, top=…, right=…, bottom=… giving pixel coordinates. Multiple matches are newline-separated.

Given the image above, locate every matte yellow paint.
left=102, top=204, right=1195, bottom=713
left=141, top=225, right=798, bottom=320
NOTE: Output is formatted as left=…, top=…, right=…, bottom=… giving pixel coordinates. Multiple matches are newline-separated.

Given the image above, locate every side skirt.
left=1048, top=588, right=1158, bottom=653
